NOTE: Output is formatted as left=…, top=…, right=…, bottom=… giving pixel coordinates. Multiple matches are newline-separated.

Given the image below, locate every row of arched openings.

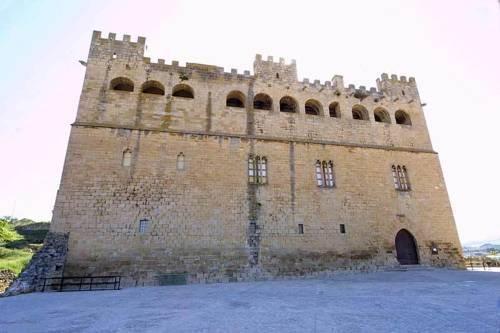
left=110, top=77, right=194, bottom=98
left=110, top=77, right=411, bottom=125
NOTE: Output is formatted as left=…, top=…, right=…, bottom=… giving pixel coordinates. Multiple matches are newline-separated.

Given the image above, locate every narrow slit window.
left=176, top=153, right=185, bottom=170
left=340, top=224, right=346, bottom=234
left=122, top=149, right=132, bottom=167
left=139, top=219, right=150, bottom=234
left=298, top=224, right=304, bottom=234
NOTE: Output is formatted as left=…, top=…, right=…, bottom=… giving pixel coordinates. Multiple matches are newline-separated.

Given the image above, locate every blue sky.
left=0, top=0, right=499, bottom=244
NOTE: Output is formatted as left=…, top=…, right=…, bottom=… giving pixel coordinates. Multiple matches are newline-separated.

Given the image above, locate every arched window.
left=374, top=107, right=391, bottom=123
left=226, top=91, right=245, bottom=108
left=352, top=105, right=369, bottom=120
left=176, top=152, right=185, bottom=170
left=395, top=110, right=412, bottom=125
left=253, top=93, right=272, bottom=110
left=315, top=160, right=335, bottom=188
left=110, top=77, right=134, bottom=92
left=141, top=80, right=165, bottom=95
left=305, top=99, right=322, bottom=116
left=279, top=96, right=297, bottom=113
left=392, top=165, right=411, bottom=191
left=172, top=84, right=194, bottom=98
left=122, top=149, right=132, bottom=167
left=329, top=102, right=340, bottom=118
left=248, top=155, right=267, bottom=184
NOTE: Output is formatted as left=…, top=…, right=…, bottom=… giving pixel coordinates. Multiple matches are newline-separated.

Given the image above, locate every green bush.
left=0, top=220, right=22, bottom=244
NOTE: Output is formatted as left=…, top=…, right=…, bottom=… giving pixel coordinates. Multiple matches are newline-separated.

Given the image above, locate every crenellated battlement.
left=91, top=30, right=146, bottom=45
left=87, top=31, right=419, bottom=102
left=253, top=54, right=298, bottom=82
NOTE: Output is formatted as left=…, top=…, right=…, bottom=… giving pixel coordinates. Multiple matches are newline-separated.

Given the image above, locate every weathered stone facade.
left=50, top=31, right=463, bottom=286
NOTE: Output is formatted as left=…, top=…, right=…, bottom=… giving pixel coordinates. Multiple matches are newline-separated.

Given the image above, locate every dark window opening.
left=279, top=96, right=297, bottom=113
left=374, top=108, right=390, bottom=123
left=329, top=102, right=340, bottom=118
left=172, top=84, right=194, bottom=98
left=253, top=93, right=272, bottom=110
left=305, top=99, right=321, bottom=116
left=226, top=91, right=245, bottom=108
left=395, top=110, right=412, bottom=125
left=110, top=77, right=134, bottom=92
left=340, top=224, right=346, bottom=234
left=298, top=224, right=304, bottom=234
left=352, top=105, right=368, bottom=120
left=142, top=80, right=165, bottom=95
left=276, top=73, right=280, bottom=79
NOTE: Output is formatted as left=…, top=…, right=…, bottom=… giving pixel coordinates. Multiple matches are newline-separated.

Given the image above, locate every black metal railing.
left=41, top=276, right=121, bottom=292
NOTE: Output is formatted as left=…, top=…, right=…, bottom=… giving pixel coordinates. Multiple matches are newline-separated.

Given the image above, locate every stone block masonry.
left=46, top=31, right=463, bottom=287
left=4, top=232, right=68, bottom=296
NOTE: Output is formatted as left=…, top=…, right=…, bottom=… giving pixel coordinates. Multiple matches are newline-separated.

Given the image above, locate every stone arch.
left=172, top=84, right=194, bottom=98
left=352, top=104, right=369, bottom=120
left=395, top=229, right=419, bottom=265
left=395, top=110, right=412, bottom=125
left=305, top=99, right=322, bottom=116
left=226, top=90, right=245, bottom=108
left=141, top=80, right=165, bottom=95
left=110, top=77, right=134, bottom=92
left=328, top=102, right=340, bottom=118
left=253, top=93, right=272, bottom=110
left=374, top=107, right=391, bottom=123
left=279, top=96, right=298, bottom=113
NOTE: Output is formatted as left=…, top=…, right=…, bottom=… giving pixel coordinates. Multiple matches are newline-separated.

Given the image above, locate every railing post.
left=90, top=277, right=93, bottom=291
left=118, top=276, right=121, bottom=290
left=59, top=276, right=64, bottom=292
left=42, top=278, right=46, bottom=292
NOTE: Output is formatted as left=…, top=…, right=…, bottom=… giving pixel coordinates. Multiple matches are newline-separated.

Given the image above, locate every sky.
left=0, top=0, right=499, bottom=245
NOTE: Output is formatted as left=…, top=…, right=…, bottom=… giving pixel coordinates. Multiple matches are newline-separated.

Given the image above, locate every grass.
left=0, top=219, right=48, bottom=276
left=0, top=247, right=33, bottom=275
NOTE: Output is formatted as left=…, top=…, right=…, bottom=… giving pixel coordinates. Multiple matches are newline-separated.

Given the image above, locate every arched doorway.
left=395, top=229, right=419, bottom=265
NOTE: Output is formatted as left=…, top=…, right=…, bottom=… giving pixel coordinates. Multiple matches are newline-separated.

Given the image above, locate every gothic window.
left=248, top=155, right=267, bottom=184
left=315, top=160, right=335, bottom=188
left=392, top=165, right=411, bottom=191
left=122, top=149, right=132, bottom=167
left=176, top=152, right=185, bottom=170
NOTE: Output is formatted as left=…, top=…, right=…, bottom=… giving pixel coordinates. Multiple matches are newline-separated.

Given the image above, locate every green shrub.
left=0, top=221, right=22, bottom=244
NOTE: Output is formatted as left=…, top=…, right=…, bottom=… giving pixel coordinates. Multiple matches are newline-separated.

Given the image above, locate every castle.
left=49, top=31, right=463, bottom=285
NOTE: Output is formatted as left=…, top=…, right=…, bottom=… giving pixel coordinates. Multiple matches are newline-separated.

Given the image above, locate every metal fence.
left=41, top=276, right=121, bottom=292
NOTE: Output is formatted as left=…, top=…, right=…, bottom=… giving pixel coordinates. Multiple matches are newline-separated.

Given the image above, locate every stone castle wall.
left=49, top=31, right=463, bottom=286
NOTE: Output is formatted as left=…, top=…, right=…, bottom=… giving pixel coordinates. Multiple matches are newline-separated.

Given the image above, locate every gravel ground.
left=1, top=269, right=499, bottom=333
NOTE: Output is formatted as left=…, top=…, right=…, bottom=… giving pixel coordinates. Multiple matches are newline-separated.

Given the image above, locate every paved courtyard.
left=1, top=269, right=499, bottom=332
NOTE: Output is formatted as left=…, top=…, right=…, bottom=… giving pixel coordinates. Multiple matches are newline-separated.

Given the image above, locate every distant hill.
left=479, top=243, right=500, bottom=251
